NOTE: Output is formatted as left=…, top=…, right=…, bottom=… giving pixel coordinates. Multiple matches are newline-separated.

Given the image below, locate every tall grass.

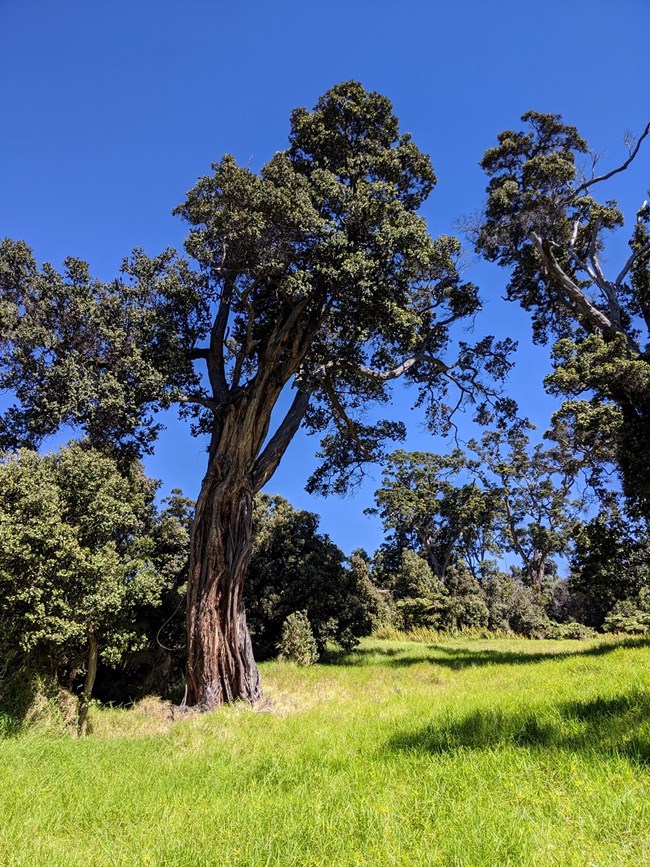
left=1, top=635, right=649, bottom=865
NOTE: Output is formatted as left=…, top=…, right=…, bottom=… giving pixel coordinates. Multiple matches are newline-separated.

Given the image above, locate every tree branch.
left=359, top=354, right=448, bottom=381
left=323, top=377, right=375, bottom=461
left=187, top=347, right=210, bottom=360
left=178, top=393, right=219, bottom=411
left=251, top=387, right=311, bottom=492
left=208, top=280, right=233, bottom=403
left=616, top=239, right=650, bottom=286
left=533, top=234, right=619, bottom=336
left=574, top=121, right=650, bottom=195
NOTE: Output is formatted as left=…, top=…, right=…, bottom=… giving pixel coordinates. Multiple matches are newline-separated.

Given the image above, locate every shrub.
left=603, top=589, right=650, bottom=634
left=441, top=563, right=489, bottom=631
left=396, top=595, right=447, bottom=630
left=484, top=572, right=550, bottom=638
left=547, top=620, right=596, bottom=640
left=381, top=555, right=491, bottom=633
left=277, top=612, right=319, bottom=665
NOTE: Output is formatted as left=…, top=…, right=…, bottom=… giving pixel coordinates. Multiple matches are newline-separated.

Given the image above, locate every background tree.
left=568, top=504, right=650, bottom=626
left=370, top=448, right=500, bottom=584
left=373, top=548, right=449, bottom=630
left=0, top=243, right=203, bottom=463
left=475, top=111, right=650, bottom=513
left=468, top=426, right=586, bottom=591
left=482, top=570, right=550, bottom=638
left=245, top=494, right=375, bottom=658
left=0, top=443, right=168, bottom=732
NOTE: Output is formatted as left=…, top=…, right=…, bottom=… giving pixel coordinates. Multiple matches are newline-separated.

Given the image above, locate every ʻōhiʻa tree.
left=0, top=82, right=513, bottom=708
left=475, top=111, right=650, bottom=513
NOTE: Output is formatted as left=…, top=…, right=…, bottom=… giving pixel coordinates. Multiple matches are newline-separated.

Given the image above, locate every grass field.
left=1, top=635, right=649, bottom=866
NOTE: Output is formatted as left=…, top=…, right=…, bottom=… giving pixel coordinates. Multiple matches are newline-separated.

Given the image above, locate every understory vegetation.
left=1, top=635, right=649, bottom=866
left=1, top=441, right=650, bottom=732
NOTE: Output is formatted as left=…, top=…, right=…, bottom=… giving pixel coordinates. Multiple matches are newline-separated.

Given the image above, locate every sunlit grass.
left=1, top=635, right=649, bottom=865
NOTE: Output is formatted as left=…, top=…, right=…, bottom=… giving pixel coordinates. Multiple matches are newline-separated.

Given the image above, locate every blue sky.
left=1, top=0, right=648, bottom=555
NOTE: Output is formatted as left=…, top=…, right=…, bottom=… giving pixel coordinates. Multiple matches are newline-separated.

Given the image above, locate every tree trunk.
left=185, top=451, right=262, bottom=708
left=183, top=372, right=310, bottom=709
left=528, top=551, right=546, bottom=593
left=78, top=627, right=98, bottom=736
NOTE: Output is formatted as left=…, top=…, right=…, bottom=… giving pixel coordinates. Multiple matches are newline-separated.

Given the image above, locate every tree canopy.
left=476, top=112, right=650, bottom=512
left=0, top=443, right=177, bottom=730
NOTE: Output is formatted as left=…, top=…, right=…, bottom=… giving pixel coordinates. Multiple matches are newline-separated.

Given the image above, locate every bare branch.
left=178, top=393, right=219, bottom=411
left=533, top=233, right=620, bottom=337
left=187, top=347, right=210, bottom=360
left=324, top=378, right=375, bottom=461
left=208, top=280, right=233, bottom=404
left=574, top=121, right=650, bottom=195
left=586, top=217, right=603, bottom=281
left=359, top=354, right=448, bottom=382
left=616, top=239, right=650, bottom=286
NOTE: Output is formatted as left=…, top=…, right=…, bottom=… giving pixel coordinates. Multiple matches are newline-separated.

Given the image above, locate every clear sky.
left=1, top=0, right=648, bottom=556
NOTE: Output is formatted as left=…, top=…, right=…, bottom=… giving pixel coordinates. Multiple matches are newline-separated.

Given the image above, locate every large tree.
left=475, top=112, right=650, bottom=512
left=0, top=83, right=512, bottom=707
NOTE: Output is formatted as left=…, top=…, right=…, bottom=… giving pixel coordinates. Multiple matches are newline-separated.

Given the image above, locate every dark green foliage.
left=387, top=550, right=449, bottom=629
left=441, top=563, right=490, bottom=631
left=277, top=611, right=319, bottom=665
left=245, top=495, right=375, bottom=657
left=476, top=112, right=650, bottom=513
left=483, top=571, right=550, bottom=638
left=603, top=589, right=650, bottom=634
left=0, top=443, right=162, bottom=670
left=370, top=449, right=500, bottom=584
left=374, top=550, right=489, bottom=632
left=569, top=507, right=650, bottom=626
left=346, top=549, right=393, bottom=630
left=0, top=242, right=204, bottom=462
left=0, top=444, right=192, bottom=713
left=469, top=425, right=586, bottom=590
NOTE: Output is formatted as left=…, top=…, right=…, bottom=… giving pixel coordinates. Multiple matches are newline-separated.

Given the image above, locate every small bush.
left=547, top=620, right=596, bottom=640
left=277, top=611, right=319, bottom=665
left=603, top=596, right=650, bottom=635
left=484, top=572, right=550, bottom=638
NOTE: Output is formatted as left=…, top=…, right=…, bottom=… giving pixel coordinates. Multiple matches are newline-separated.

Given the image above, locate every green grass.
left=2, top=635, right=650, bottom=865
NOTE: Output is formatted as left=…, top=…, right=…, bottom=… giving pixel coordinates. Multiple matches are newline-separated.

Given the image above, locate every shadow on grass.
left=322, top=637, right=650, bottom=671
left=386, top=689, right=650, bottom=766
left=0, top=669, right=40, bottom=737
